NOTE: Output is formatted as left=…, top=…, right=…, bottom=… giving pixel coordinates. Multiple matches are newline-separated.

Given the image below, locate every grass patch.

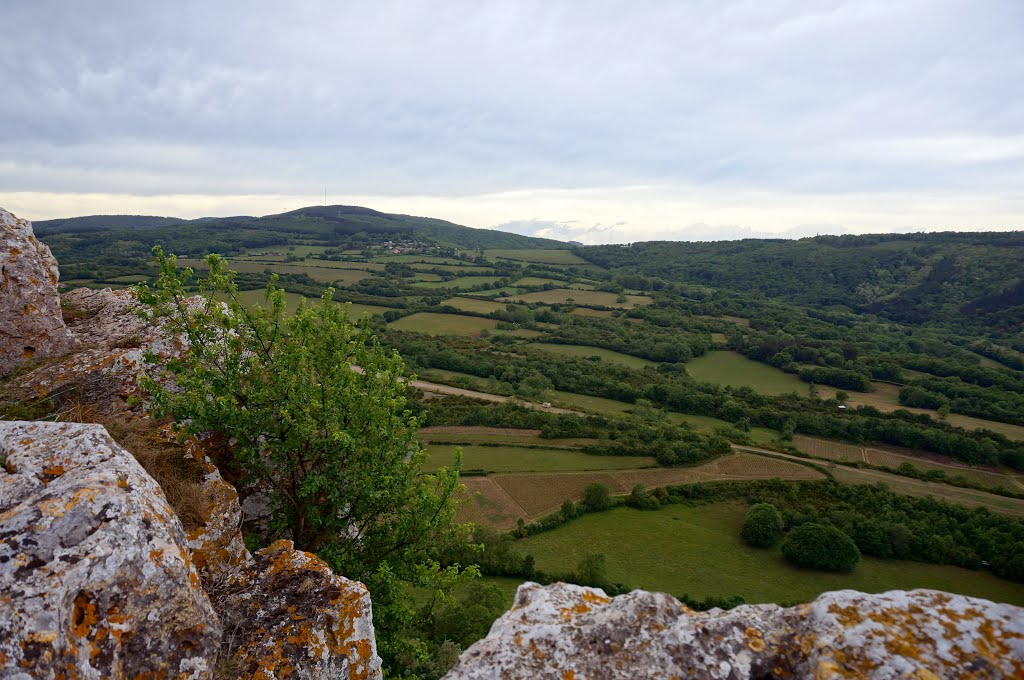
left=389, top=312, right=498, bottom=336
left=412, top=276, right=504, bottom=290
left=686, top=351, right=806, bottom=396
left=180, top=258, right=372, bottom=285
left=829, top=466, right=1024, bottom=517
left=413, top=263, right=492, bottom=273
left=424, top=444, right=657, bottom=473
left=485, top=249, right=586, bottom=265
left=226, top=290, right=392, bottom=318
left=499, top=289, right=652, bottom=308
left=570, top=307, right=613, bottom=317
left=818, top=382, right=1024, bottom=441
left=442, top=297, right=507, bottom=314
left=373, top=255, right=466, bottom=265
left=513, top=277, right=568, bottom=287
left=516, top=503, right=1024, bottom=605
left=529, top=343, right=656, bottom=370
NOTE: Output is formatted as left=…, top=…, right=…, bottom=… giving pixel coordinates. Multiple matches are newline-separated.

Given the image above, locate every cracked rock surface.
left=0, top=420, right=220, bottom=678
left=444, top=581, right=1024, bottom=679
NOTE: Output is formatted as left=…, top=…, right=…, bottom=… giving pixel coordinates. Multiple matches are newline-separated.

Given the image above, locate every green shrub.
left=582, top=482, right=612, bottom=511
left=740, top=503, right=784, bottom=547
left=781, top=523, right=860, bottom=572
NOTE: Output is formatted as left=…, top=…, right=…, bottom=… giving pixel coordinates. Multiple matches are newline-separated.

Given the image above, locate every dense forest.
left=576, top=233, right=1024, bottom=333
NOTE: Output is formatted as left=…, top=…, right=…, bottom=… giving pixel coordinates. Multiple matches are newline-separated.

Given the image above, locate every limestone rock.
left=0, top=207, right=77, bottom=376
left=0, top=420, right=220, bottom=678
left=444, top=582, right=1024, bottom=679
left=181, top=437, right=250, bottom=585
left=2, top=287, right=182, bottom=417
left=61, top=287, right=152, bottom=351
left=176, top=435, right=383, bottom=679
left=216, top=540, right=382, bottom=680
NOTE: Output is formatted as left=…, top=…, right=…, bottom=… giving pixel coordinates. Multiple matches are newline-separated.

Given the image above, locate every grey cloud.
left=0, top=0, right=1022, bottom=206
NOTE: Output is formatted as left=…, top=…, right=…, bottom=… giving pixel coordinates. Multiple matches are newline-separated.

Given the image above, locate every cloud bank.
left=1, top=0, right=1021, bottom=242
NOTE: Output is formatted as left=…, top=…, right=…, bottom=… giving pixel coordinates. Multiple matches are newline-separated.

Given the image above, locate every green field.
left=241, top=245, right=327, bottom=258
left=517, top=503, right=1024, bottom=605
left=373, top=255, right=467, bottom=265
left=228, top=290, right=393, bottom=318
left=499, top=289, right=652, bottom=308
left=412, top=276, right=503, bottom=290
left=529, top=343, right=656, bottom=370
left=484, top=249, right=586, bottom=265
left=492, top=327, right=545, bottom=338
left=389, top=312, right=498, bottom=336
left=513, top=277, right=568, bottom=287
left=412, top=371, right=778, bottom=445
left=686, top=351, right=807, bottom=396
left=180, top=258, right=372, bottom=285
left=475, top=287, right=526, bottom=298
left=571, top=307, right=612, bottom=317
left=442, top=297, right=507, bottom=314
left=424, top=444, right=656, bottom=473
left=414, top=263, right=494, bottom=274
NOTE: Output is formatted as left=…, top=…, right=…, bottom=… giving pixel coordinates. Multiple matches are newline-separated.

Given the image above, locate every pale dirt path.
left=408, top=378, right=578, bottom=414
left=350, top=365, right=576, bottom=413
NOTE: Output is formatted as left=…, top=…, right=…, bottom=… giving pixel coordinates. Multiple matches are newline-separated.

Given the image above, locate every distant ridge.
left=34, top=214, right=187, bottom=234
left=34, top=205, right=569, bottom=250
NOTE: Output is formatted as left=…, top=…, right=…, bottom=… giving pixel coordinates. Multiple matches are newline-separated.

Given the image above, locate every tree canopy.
left=135, top=249, right=469, bottom=668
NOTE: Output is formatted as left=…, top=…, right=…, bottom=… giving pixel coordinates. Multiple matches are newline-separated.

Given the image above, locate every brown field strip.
left=862, top=448, right=1015, bottom=490
left=793, top=435, right=864, bottom=463
left=793, top=435, right=1018, bottom=491
left=456, top=477, right=530, bottom=530
left=829, top=467, right=1024, bottom=517
left=420, top=426, right=542, bottom=437
left=488, top=452, right=824, bottom=520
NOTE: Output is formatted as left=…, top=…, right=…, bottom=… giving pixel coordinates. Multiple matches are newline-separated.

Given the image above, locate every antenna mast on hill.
left=324, top=188, right=327, bottom=206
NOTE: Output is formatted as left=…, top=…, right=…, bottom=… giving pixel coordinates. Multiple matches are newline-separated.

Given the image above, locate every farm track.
left=791, top=435, right=1020, bottom=492
left=734, top=446, right=1024, bottom=518
left=409, top=379, right=577, bottom=413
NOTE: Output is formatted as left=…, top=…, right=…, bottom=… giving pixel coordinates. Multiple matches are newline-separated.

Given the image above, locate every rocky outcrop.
left=445, top=582, right=1024, bottom=679
left=0, top=207, right=77, bottom=376
left=1, top=287, right=180, bottom=417
left=215, top=540, right=381, bottom=680
left=179, top=436, right=382, bottom=679
left=0, top=420, right=220, bottom=678
left=61, top=287, right=153, bottom=350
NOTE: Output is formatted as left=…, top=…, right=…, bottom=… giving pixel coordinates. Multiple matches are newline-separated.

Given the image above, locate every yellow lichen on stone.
left=745, top=626, right=766, bottom=653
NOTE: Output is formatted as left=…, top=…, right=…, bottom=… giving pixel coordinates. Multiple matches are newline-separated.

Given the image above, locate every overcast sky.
left=2, top=0, right=1022, bottom=242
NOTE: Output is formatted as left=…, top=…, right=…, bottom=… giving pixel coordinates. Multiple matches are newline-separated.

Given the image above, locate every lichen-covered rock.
left=173, top=434, right=382, bottom=679
left=61, top=287, right=152, bottom=350
left=444, top=582, right=1024, bottom=679
left=180, top=437, right=250, bottom=585
left=0, top=207, right=77, bottom=376
left=216, top=540, right=382, bottom=680
left=0, top=420, right=220, bottom=678
left=1, top=287, right=182, bottom=417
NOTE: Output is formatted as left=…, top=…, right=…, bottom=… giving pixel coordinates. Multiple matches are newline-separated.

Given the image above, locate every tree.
left=780, top=523, right=860, bottom=572
left=582, top=483, right=613, bottom=511
left=136, top=250, right=469, bottom=668
left=740, top=503, right=784, bottom=547
left=576, top=553, right=608, bottom=587
left=626, top=484, right=661, bottom=510
left=561, top=498, right=577, bottom=520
